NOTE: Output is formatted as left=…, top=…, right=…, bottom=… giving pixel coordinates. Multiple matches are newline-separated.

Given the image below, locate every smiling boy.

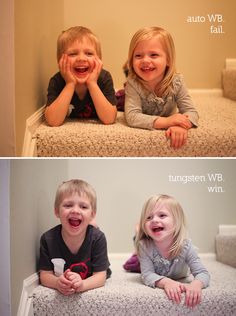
left=45, top=26, right=117, bottom=127
left=39, top=179, right=111, bottom=295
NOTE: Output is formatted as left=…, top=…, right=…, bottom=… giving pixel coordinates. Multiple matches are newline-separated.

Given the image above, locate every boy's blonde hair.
left=135, top=194, right=187, bottom=258
left=128, top=26, right=177, bottom=96
left=57, top=26, right=102, bottom=62
left=54, top=179, right=97, bottom=212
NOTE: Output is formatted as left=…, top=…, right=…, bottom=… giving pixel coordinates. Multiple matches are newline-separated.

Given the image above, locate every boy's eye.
left=80, top=204, right=89, bottom=209
left=85, top=51, right=94, bottom=57
left=64, top=203, right=73, bottom=208
left=68, top=52, right=77, bottom=57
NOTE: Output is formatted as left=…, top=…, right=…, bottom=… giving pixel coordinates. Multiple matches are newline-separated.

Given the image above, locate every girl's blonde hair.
left=54, top=179, right=97, bottom=212
left=128, top=26, right=176, bottom=96
left=57, top=26, right=102, bottom=62
left=135, top=194, right=187, bottom=258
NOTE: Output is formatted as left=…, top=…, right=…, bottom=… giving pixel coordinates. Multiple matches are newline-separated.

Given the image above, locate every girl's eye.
left=146, top=215, right=153, bottom=221
left=160, top=213, right=166, bottom=218
left=134, top=54, right=142, bottom=59
left=150, top=53, right=159, bottom=57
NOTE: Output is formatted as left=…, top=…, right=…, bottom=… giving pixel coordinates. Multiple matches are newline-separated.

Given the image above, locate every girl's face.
left=144, top=203, right=174, bottom=244
left=55, top=192, right=95, bottom=240
left=64, top=38, right=97, bottom=81
left=132, top=37, right=168, bottom=90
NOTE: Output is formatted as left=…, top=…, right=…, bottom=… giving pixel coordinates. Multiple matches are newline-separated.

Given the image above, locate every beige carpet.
left=35, top=92, right=236, bottom=157
left=33, top=255, right=236, bottom=316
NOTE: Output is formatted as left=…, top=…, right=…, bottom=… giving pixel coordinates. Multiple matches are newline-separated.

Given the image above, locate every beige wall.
left=14, top=0, right=64, bottom=155
left=4, top=0, right=236, bottom=156
left=64, top=0, right=236, bottom=89
left=0, top=0, right=15, bottom=156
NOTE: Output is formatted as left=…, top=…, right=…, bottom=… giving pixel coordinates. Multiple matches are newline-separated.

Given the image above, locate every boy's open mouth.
left=74, top=66, right=89, bottom=74
left=69, top=218, right=82, bottom=227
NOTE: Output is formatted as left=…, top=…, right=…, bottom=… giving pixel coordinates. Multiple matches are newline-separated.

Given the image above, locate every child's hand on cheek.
left=65, top=269, right=84, bottom=292
left=59, top=54, right=77, bottom=86
left=86, top=56, right=102, bottom=87
left=56, top=270, right=75, bottom=296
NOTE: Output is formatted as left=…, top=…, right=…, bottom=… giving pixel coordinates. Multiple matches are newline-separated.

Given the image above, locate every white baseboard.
left=21, top=105, right=46, bottom=157
left=17, top=273, right=39, bottom=316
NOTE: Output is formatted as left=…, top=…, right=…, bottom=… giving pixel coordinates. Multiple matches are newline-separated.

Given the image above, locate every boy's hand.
left=157, top=278, right=185, bottom=304
left=59, top=54, right=77, bottom=86
left=65, top=269, right=84, bottom=292
left=165, top=126, right=188, bottom=149
left=86, top=56, right=103, bottom=86
left=184, top=280, right=202, bottom=308
left=56, top=271, right=75, bottom=295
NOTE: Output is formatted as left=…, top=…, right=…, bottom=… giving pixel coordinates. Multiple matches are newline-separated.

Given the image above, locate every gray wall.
left=0, top=161, right=11, bottom=316
left=7, top=158, right=236, bottom=315
left=67, top=159, right=236, bottom=253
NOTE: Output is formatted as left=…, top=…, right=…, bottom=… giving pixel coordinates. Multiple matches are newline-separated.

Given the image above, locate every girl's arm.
left=175, top=77, right=199, bottom=127
left=87, top=58, right=117, bottom=125
left=125, top=81, right=158, bottom=130
left=138, top=242, right=164, bottom=288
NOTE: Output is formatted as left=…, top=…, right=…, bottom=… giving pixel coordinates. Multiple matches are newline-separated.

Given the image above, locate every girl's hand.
left=65, top=269, right=84, bottom=292
left=156, top=278, right=185, bottom=304
left=59, top=54, right=77, bottom=86
left=184, top=280, right=203, bottom=308
left=167, top=114, right=192, bottom=129
left=86, top=56, right=103, bottom=86
left=56, top=271, right=75, bottom=295
left=165, top=126, right=188, bottom=149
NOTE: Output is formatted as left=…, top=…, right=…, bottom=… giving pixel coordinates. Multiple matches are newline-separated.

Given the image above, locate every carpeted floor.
left=33, top=255, right=236, bottom=316
left=35, top=92, right=236, bottom=157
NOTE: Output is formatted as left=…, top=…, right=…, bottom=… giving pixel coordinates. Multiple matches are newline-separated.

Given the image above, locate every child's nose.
left=77, top=52, right=87, bottom=61
left=71, top=205, right=81, bottom=213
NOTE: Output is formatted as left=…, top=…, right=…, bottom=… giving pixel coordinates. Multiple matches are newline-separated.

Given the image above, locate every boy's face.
left=55, top=192, right=95, bottom=239
left=64, top=37, right=98, bottom=82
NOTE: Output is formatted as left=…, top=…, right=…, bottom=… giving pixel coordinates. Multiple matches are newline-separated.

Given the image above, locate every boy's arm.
left=74, top=271, right=107, bottom=292
left=87, top=57, right=117, bottom=125
left=40, top=270, right=75, bottom=295
left=45, top=82, right=75, bottom=126
left=45, top=54, right=76, bottom=127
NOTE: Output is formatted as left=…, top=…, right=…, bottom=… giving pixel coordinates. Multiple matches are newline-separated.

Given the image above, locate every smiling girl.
left=135, top=194, right=210, bottom=308
left=125, top=27, right=199, bottom=149
left=45, top=26, right=117, bottom=126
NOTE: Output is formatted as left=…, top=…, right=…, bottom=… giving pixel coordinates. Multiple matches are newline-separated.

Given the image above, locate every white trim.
left=21, top=105, right=46, bottom=157
left=17, top=273, right=39, bottom=316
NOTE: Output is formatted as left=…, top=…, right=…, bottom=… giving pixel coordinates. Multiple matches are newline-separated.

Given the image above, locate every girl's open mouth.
left=152, top=227, right=164, bottom=233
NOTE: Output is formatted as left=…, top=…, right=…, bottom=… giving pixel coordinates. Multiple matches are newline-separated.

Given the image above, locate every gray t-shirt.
left=125, top=74, right=199, bottom=129
left=138, top=239, right=210, bottom=288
